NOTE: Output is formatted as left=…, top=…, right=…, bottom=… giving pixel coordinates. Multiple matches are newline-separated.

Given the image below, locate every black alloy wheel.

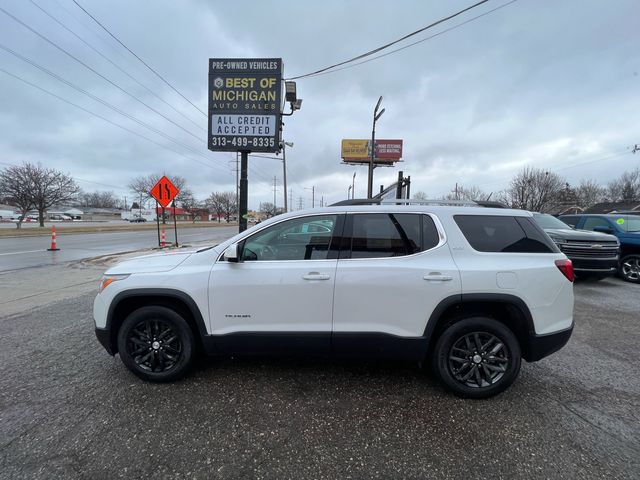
left=620, top=255, right=640, bottom=283
left=126, top=318, right=182, bottom=373
left=448, top=332, right=509, bottom=388
left=433, top=317, right=521, bottom=399
left=117, top=306, right=195, bottom=382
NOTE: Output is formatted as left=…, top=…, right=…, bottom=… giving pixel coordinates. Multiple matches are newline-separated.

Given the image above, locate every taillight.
left=555, top=259, right=574, bottom=282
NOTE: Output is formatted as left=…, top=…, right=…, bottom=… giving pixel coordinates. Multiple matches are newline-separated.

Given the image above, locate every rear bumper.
left=524, top=323, right=573, bottom=362
left=95, top=327, right=115, bottom=355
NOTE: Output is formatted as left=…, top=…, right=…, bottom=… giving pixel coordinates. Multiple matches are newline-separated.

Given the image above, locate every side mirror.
left=223, top=243, right=240, bottom=262
left=593, top=226, right=613, bottom=234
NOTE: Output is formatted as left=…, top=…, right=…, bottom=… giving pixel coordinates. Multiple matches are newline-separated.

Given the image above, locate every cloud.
left=0, top=0, right=638, bottom=209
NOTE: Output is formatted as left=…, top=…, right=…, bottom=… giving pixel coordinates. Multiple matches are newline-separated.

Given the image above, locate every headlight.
left=99, top=274, right=130, bottom=293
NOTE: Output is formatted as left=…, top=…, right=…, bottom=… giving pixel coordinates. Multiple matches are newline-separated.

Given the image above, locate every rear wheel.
left=433, top=317, right=521, bottom=399
left=619, top=255, right=640, bottom=283
left=117, top=306, right=195, bottom=382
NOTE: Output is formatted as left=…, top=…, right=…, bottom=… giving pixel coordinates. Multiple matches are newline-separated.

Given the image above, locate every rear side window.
left=454, top=215, right=557, bottom=253
left=348, top=213, right=440, bottom=259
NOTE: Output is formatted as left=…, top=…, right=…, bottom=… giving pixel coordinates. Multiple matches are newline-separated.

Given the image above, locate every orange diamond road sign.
left=150, top=176, right=179, bottom=208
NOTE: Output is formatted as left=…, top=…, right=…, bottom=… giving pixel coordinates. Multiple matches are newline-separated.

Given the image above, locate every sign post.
left=150, top=176, right=180, bottom=247
left=208, top=58, right=283, bottom=232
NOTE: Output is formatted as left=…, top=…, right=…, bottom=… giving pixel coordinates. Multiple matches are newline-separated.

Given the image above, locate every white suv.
left=94, top=203, right=574, bottom=398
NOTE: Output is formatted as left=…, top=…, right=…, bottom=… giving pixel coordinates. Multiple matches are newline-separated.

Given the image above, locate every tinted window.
left=559, top=215, right=579, bottom=227
left=241, top=215, right=338, bottom=261
left=533, top=213, right=572, bottom=230
left=454, top=215, right=555, bottom=253
left=582, top=217, right=612, bottom=231
left=349, top=213, right=440, bottom=259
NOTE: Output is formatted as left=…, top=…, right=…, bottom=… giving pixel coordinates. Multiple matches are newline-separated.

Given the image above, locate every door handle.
left=303, top=272, right=331, bottom=281
left=423, top=273, right=453, bottom=282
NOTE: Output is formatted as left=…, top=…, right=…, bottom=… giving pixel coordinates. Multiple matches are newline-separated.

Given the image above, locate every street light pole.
left=352, top=172, right=356, bottom=199
left=368, top=96, right=385, bottom=198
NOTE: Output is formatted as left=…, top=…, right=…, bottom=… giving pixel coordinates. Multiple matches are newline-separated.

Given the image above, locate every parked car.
left=560, top=214, right=640, bottom=283
left=129, top=216, right=148, bottom=223
left=94, top=203, right=574, bottom=399
left=532, top=213, right=619, bottom=280
left=49, top=213, right=72, bottom=221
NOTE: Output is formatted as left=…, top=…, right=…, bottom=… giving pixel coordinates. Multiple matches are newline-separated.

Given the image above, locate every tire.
left=619, top=255, right=640, bottom=283
left=433, top=317, right=521, bottom=399
left=117, top=306, right=195, bottom=382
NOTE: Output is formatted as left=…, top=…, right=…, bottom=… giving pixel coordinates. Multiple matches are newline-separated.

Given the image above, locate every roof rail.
left=330, top=199, right=382, bottom=206
left=380, top=198, right=479, bottom=206
left=330, top=198, right=508, bottom=208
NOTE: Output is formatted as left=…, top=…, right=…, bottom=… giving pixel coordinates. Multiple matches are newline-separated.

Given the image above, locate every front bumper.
left=95, top=327, right=115, bottom=355
left=566, top=257, right=618, bottom=275
left=524, top=323, right=573, bottom=362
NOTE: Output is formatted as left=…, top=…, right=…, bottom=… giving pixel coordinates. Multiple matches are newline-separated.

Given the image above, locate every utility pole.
left=368, top=96, right=385, bottom=198
left=297, top=196, right=304, bottom=210
left=321, top=195, right=324, bottom=207
left=289, top=188, right=293, bottom=210
left=281, top=141, right=293, bottom=212
left=273, top=176, right=277, bottom=212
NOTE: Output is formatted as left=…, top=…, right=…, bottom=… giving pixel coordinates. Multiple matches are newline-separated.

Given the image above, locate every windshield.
left=532, top=213, right=572, bottom=230
left=614, top=216, right=640, bottom=233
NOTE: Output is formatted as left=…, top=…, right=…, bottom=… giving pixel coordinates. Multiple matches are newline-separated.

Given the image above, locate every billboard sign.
left=341, top=139, right=370, bottom=159
left=208, top=58, right=283, bottom=153
left=341, top=139, right=403, bottom=164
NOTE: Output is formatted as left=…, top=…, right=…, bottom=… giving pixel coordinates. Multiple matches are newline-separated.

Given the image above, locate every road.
left=0, top=269, right=638, bottom=479
left=0, top=226, right=236, bottom=272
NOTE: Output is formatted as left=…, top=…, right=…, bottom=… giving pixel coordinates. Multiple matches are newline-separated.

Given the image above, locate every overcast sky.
left=1, top=0, right=639, bottom=209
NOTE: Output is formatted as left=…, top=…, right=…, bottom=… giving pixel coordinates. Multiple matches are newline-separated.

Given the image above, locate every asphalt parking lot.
left=1, top=273, right=639, bottom=479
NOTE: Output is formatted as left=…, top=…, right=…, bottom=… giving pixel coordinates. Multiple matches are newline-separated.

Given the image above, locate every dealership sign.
left=341, top=139, right=403, bottom=163
left=208, top=58, right=283, bottom=153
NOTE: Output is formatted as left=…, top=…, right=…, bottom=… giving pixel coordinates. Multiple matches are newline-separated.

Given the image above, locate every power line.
left=0, top=5, right=204, bottom=142
left=286, top=0, right=490, bottom=80
left=29, top=0, right=206, bottom=133
left=0, top=67, right=231, bottom=177
left=0, top=43, right=227, bottom=172
left=71, top=0, right=207, bottom=117
left=301, top=0, right=519, bottom=79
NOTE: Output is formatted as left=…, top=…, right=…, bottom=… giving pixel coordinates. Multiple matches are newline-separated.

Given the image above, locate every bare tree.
left=260, top=202, right=277, bottom=218
left=219, top=191, right=237, bottom=222
left=77, top=190, right=119, bottom=208
left=606, top=168, right=640, bottom=202
left=205, top=192, right=225, bottom=222
left=445, top=185, right=487, bottom=201
left=504, top=167, right=566, bottom=212
left=178, top=190, right=201, bottom=223
left=413, top=191, right=427, bottom=200
left=32, top=165, right=80, bottom=226
left=0, top=163, right=36, bottom=229
left=575, top=179, right=606, bottom=208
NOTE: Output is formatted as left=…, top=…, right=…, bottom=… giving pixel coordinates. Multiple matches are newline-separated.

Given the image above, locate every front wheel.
left=117, top=306, right=195, bottom=382
left=619, top=255, right=640, bottom=283
left=433, top=317, right=521, bottom=399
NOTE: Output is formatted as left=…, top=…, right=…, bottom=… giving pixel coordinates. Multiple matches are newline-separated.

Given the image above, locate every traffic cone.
left=47, top=226, right=60, bottom=251
left=161, top=229, right=166, bottom=248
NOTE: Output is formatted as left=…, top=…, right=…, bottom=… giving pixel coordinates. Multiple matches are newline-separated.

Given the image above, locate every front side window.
left=348, top=213, right=440, bottom=259
left=240, top=215, right=339, bottom=261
